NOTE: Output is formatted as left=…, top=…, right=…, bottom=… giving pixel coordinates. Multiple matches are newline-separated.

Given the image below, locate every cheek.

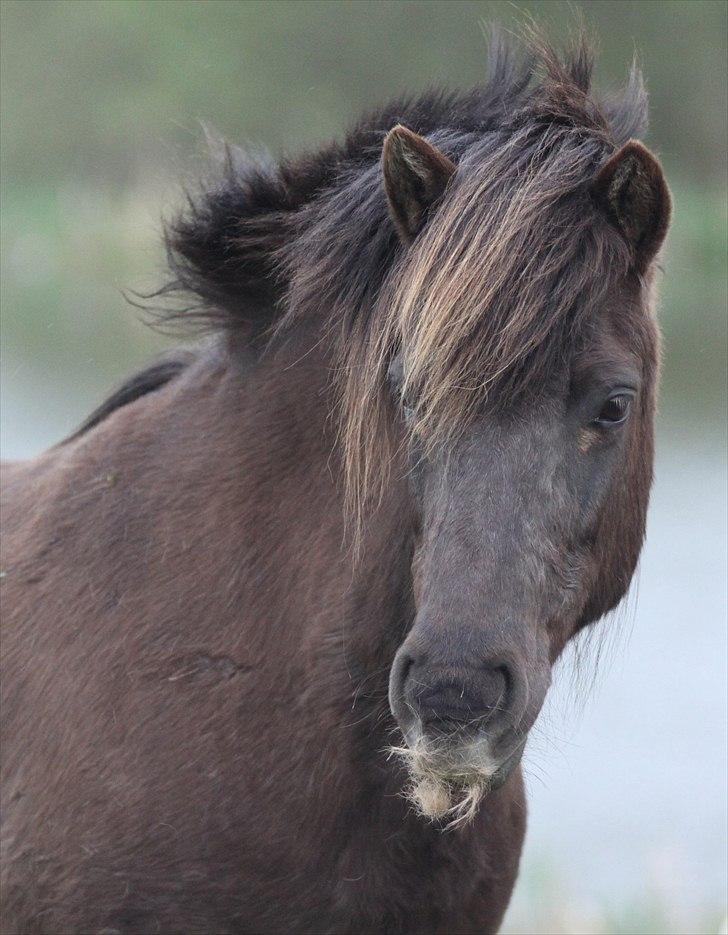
left=571, top=437, right=627, bottom=533
left=545, top=548, right=600, bottom=656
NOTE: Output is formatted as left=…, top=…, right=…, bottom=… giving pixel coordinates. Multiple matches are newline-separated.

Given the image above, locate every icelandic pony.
left=1, top=34, right=670, bottom=934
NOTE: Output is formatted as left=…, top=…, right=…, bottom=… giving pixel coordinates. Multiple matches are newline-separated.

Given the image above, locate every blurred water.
left=1, top=371, right=726, bottom=927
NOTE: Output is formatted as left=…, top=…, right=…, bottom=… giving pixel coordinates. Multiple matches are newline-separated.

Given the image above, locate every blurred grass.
left=659, top=175, right=728, bottom=423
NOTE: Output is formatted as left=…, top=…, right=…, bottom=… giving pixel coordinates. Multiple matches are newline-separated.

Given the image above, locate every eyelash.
left=592, top=392, right=634, bottom=426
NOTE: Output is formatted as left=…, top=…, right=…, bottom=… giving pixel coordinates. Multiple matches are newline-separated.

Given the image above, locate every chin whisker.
left=388, top=735, right=496, bottom=827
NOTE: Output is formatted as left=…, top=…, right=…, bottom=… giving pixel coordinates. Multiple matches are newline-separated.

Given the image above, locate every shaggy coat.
left=1, top=34, right=669, bottom=934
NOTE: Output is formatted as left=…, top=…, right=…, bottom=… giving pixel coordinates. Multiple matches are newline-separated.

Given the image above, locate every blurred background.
left=1, top=1, right=726, bottom=932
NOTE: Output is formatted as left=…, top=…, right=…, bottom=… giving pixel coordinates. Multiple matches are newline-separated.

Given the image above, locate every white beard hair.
left=389, top=733, right=497, bottom=829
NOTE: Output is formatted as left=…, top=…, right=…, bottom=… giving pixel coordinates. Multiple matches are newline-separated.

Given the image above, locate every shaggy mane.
left=153, top=29, right=650, bottom=516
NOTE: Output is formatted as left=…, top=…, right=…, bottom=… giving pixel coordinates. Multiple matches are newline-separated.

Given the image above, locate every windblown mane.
left=154, top=31, right=649, bottom=513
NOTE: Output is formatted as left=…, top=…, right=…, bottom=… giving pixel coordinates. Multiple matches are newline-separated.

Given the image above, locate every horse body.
left=1, top=34, right=670, bottom=934
left=1, top=339, right=523, bottom=933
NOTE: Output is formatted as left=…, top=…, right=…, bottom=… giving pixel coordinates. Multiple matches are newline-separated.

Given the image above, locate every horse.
left=0, top=33, right=670, bottom=935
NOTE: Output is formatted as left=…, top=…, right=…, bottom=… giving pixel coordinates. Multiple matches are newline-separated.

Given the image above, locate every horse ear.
left=593, top=139, right=671, bottom=272
left=382, top=125, right=456, bottom=243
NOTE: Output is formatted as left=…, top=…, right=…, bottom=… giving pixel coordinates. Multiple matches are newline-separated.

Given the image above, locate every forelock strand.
left=339, top=33, right=636, bottom=529
left=149, top=28, right=648, bottom=535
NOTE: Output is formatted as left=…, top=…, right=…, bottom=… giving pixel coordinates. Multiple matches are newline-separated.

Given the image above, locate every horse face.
left=386, top=299, right=657, bottom=820
left=380, top=130, right=669, bottom=822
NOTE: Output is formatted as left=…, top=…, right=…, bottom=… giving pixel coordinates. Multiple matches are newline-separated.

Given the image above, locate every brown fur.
left=1, top=344, right=526, bottom=934
left=1, top=31, right=669, bottom=934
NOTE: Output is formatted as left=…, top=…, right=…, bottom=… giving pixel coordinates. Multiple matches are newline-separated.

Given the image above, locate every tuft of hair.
left=389, top=735, right=496, bottom=830
left=151, top=27, right=651, bottom=524
left=337, top=29, right=644, bottom=527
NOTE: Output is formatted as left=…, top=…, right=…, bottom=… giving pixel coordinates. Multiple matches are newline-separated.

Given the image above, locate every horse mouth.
left=389, top=732, right=525, bottom=828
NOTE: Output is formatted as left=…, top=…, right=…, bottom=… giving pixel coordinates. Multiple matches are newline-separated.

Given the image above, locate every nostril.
left=397, top=654, right=413, bottom=685
left=416, top=679, right=497, bottom=733
left=393, top=651, right=527, bottom=742
left=489, top=665, right=511, bottom=715
left=412, top=663, right=516, bottom=736
left=473, top=666, right=506, bottom=725
left=392, top=652, right=413, bottom=700
left=388, top=649, right=418, bottom=735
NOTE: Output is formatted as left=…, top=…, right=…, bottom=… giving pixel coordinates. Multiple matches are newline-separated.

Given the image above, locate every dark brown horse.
left=1, top=34, right=670, bottom=934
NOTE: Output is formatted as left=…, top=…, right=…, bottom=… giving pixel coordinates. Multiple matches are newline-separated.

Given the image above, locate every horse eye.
left=594, top=393, right=633, bottom=426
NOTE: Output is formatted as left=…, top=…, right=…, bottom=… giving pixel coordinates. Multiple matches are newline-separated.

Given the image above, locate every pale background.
left=1, top=2, right=726, bottom=932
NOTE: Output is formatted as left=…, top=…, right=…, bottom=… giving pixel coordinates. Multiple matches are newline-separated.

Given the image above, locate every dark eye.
left=594, top=393, right=633, bottom=426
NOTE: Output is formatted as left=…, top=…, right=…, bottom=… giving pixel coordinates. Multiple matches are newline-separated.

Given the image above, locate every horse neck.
left=202, top=330, right=415, bottom=704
